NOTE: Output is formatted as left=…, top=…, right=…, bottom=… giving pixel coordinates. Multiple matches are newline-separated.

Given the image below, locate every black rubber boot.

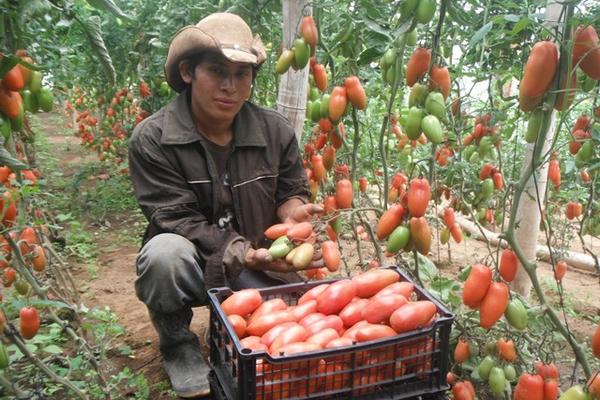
left=149, top=307, right=211, bottom=398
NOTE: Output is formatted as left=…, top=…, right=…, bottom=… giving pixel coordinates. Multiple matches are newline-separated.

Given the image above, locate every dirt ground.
left=37, top=112, right=600, bottom=399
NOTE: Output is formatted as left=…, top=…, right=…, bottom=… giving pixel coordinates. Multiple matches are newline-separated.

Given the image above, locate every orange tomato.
left=463, top=264, right=492, bottom=309
left=406, top=47, right=432, bottom=86
left=328, top=86, right=347, bottom=122
left=443, top=207, right=456, bottom=227
left=497, top=338, right=517, bottom=362
left=389, top=301, right=436, bottom=333
left=592, top=324, right=600, bottom=359
left=221, top=288, right=262, bottom=317
left=344, top=75, right=367, bottom=110
left=573, top=25, right=600, bottom=80
left=554, top=260, right=567, bottom=281
left=499, top=249, right=518, bottom=282
left=311, top=154, right=326, bottom=183
left=264, top=223, right=293, bottom=240
left=376, top=204, right=404, bottom=240
left=454, top=339, right=470, bottom=363
left=312, top=63, right=328, bottom=91
left=321, top=240, right=340, bottom=272
left=519, top=41, right=558, bottom=111
left=0, top=87, right=22, bottom=119
left=548, top=158, right=561, bottom=189
left=407, top=178, right=431, bottom=218
left=410, top=216, right=432, bottom=255
left=428, top=65, right=451, bottom=99
left=479, top=282, right=509, bottom=329
left=335, top=178, right=353, bottom=209
left=287, top=221, right=313, bottom=242
left=358, top=176, right=368, bottom=193
left=227, top=314, right=247, bottom=338
left=1, top=66, right=24, bottom=91
left=565, top=201, right=583, bottom=220
left=299, top=16, right=318, bottom=48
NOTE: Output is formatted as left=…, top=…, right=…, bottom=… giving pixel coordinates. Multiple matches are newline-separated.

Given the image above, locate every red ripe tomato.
left=462, top=264, right=492, bottom=309
left=452, top=382, right=475, bottom=400
left=361, top=294, right=407, bottom=324
left=18, top=226, right=38, bottom=255
left=373, top=281, right=414, bottom=299
left=2, top=66, right=25, bottom=91
left=588, top=373, right=600, bottom=399
left=554, top=260, right=567, bottom=281
left=407, top=178, right=431, bottom=218
left=227, top=314, right=247, bottom=338
left=376, top=204, right=404, bottom=240
left=269, top=323, right=309, bottom=353
left=246, top=310, right=295, bottom=337
left=0, top=192, right=17, bottom=228
left=409, top=217, right=432, bottom=255
left=565, top=201, right=583, bottom=220
left=355, top=324, right=397, bottom=342
left=316, top=279, right=357, bottom=315
left=479, top=282, right=509, bottom=330
left=406, top=47, right=432, bottom=86
left=304, top=314, right=344, bottom=336
left=306, top=327, right=339, bottom=348
left=299, top=16, right=318, bottom=48
left=298, top=283, right=329, bottom=304
left=443, top=207, right=456, bottom=228
left=221, top=289, right=263, bottom=317
left=264, top=223, right=293, bottom=240
left=548, top=158, right=561, bottom=189
left=389, top=301, right=437, bottom=333
left=286, top=222, right=313, bottom=242
left=328, top=86, right=347, bottom=122
left=335, top=178, right=353, bottom=209
left=311, top=154, right=326, bottom=183
left=344, top=75, right=367, bottom=110
left=19, top=306, right=41, bottom=339
left=514, top=373, right=544, bottom=400
left=479, top=163, right=495, bottom=180
left=240, top=336, right=268, bottom=352
left=260, top=321, right=297, bottom=348
left=290, top=299, right=317, bottom=321
left=3, top=267, right=16, bottom=287
left=428, top=65, right=451, bottom=100
left=450, top=223, right=462, bottom=243
left=499, top=249, right=518, bottom=282
left=338, top=298, right=370, bottom=328
left=351, top=268, right=400, bottom=298
left=249, top=298, right=287, bottom=324
left=543, top=380, right=559, bottom=400
left=321, top=241, right=340, bottom=272
left=312, top=63, right=328, bottom=92
left=492, top=171, right=504, bottom=190
left=358, top=176, right=368, bottom=193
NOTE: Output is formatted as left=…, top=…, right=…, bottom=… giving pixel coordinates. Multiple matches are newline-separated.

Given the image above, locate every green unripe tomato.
left=488, top=366, right=506, bottom=395
left=478, top=355, right=496, bottom=380
left=276, top=49, right=295, bottom=75
left=29, top=71, right=43, bottom=93
left=481, top=178, right=495, bottom=198
left=525, top=109, right=544, bottom=143
left=415, top=0, right=437, bottom=24
left=409, top=83, right=429, bottom=107
left=421, top=115, right=445, bottom=144
left=320, top=94, right=330, bottom=119
left=38, top=87, right=53, bottom=112
left=559, top=385, right=592, bottom=400
left=424, top=91, right=446, bottom=121
left=386, top=225, right=410, bottom=253
left=293, top=38, right=310, bottom=70
left=505, top=299, right=528, bottom=330
left=405, top=106, right=424, bottom=140
left=503, top=365, right=517, bottom=381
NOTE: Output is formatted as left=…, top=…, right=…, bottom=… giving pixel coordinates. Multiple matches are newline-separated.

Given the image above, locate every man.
left=128, top=12, right=322, bottom=398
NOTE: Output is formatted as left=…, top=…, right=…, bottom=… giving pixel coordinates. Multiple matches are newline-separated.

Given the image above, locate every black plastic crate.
left=207, top=266, right=454, bottom=400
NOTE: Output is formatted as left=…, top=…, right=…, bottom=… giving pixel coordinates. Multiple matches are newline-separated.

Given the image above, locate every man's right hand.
left=245, top=248, right=323, bottom=273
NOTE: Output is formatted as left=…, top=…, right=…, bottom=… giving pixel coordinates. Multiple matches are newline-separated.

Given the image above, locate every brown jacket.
left=128, top=90, right=310, bottom=288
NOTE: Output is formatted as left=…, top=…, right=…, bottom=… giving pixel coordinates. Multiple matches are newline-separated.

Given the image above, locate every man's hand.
left=279, top=201, right=324, bottom=225
left=245, top=247, right=324, bottom=273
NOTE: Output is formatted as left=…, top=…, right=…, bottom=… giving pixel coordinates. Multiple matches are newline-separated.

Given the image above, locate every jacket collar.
left=161, top=90, right=267, bottom=147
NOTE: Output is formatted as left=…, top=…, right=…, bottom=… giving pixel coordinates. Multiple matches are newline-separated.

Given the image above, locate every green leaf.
left=357, top=47, right=384, bottom=66
left=361, top=18, right=392, bottom=42
left=86, top=0, right=131, bottom=21
left=77, top=16, right=116, bottom=85
left=42, top=345, right=64, bottom=354
left=468, top=22, right=493, bottom=50
left=512, top=17, right=531, bottom=35
left=416, top=253, right=437, bottom=281
left=504, top=14, right=520, bottom=23
left=0, top=137, right=27, bottom=171
left=0, top=56, right=19, bottom=80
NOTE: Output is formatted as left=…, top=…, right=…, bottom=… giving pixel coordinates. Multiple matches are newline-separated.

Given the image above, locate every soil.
left=37, top=112, right=600, bottom=399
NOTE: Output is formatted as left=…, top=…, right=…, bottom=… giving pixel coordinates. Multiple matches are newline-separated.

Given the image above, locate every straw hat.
left=165, top=13, right=267, bottom=92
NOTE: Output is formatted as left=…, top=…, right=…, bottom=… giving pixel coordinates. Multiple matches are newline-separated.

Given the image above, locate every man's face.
left=186, top=53, right=254, bottom=126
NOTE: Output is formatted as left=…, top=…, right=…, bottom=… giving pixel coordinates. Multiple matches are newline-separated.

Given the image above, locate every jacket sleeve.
left=128, top=124, right=249, bottom=288
left=275, top=123, right=311, bottom=206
